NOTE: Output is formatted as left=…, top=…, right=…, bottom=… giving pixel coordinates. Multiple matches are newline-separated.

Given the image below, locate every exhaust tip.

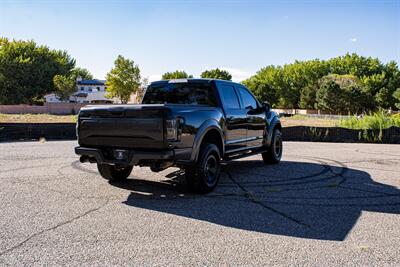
left=80, top=155, right=89, bottom=163
left=80, top=155, right=97, bottom=163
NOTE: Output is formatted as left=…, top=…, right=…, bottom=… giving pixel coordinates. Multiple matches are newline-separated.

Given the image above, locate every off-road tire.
left=185, top=143, right=221, bottom=194
left=262, top=129, right=283, bottom=164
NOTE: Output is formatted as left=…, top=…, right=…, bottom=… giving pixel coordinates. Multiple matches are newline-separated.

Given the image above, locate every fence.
left=1, top=123, right=399, bottom=144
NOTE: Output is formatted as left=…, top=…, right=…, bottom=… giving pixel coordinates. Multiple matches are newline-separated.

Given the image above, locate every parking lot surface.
left=0, top=141, right=399, bottom=266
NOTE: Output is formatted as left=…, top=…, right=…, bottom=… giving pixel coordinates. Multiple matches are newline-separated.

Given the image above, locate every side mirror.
left=262, top=101, right=271, bottom=112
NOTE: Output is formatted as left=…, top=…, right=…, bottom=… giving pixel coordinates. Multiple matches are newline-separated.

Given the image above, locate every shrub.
left=339, top=111, right=400, bottom=130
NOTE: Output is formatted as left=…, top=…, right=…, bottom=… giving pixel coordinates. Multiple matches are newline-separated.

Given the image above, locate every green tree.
left=53, top=68, right=93, bottom=101
left=161, top=70, right=192, bottom=80
left=242, top=66, right=281, bottom=106
left=134, top=77, right=149, bottom=103
left=342, top=83, right=372, bottom=114
left=328, top=53, right=383, bottom=77
left=105, top=55, right=141, bottom=103
left=279, top=60, right=328, bottom=108
left=375, top=87, right=392, bottom=109
left=315, top=76, right=344, bottom=112
left=53, top=75, right=76, bottom=101
left=0, top=37, right=75, bottom=104
left=244, top=53, right=399, bottom=111
left=394, top=89, right=400, bottom=109
left=71, top=67, right=93, bottom=80
left=200, top=68, right=232, bottom=80
left=299, top=83, right=318, bottom=109
left=315, top=74, right=372, bottom=113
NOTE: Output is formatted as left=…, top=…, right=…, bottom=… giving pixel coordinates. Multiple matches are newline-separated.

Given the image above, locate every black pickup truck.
left=75, top=78, right=282, bottom=193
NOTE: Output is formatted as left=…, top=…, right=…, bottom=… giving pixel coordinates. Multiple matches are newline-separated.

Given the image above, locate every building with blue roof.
left=45, top=76, right=114, bottom=104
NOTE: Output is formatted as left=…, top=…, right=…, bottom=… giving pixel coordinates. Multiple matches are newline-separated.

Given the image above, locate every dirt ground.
left=0, top=114, right=77, bottom=123
left=1, top=113, right=340, bottom=127
left=280, top=116, right=339, bottom=127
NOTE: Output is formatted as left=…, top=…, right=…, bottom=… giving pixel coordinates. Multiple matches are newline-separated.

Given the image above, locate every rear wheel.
left=97, top=164, right=133, bottom=182
left=185, top=143, right=221, bottom=194
left=262, top=129, right=283, bottom=164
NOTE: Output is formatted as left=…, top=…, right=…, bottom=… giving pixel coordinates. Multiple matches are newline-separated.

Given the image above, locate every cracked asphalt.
left=0, top=141, right=399, bottom=266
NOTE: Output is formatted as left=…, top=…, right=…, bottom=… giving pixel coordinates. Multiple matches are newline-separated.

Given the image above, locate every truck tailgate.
left=78, top=105, right=167, bottom=149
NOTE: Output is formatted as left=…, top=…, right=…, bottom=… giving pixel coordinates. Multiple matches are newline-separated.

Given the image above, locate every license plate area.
left=113, top=149, right=129, bottom=160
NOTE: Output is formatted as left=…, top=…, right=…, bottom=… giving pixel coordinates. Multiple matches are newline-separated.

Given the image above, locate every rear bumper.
left=75, top=146, right=184, bottom=165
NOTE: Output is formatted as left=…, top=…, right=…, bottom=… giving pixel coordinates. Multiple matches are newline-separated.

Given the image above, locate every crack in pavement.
left=219, top=156, right=353, bottom=228
left=354, top=149, right=400, bottom=158
left=0, top=200, right=109, bottom=257
left=224, top=169, right=311, bottom=227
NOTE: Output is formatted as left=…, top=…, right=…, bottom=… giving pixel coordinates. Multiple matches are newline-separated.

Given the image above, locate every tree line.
left=161, top=68, right=232, bottom=81
left=1, top=38, right=399, bottom=111
left=242, top=54, right=400, bottom=112
left=0, top=38, right=234, bottom=105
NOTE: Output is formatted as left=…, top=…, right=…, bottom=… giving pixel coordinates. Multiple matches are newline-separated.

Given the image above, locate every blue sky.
left=1, top=0, right=399, bottom=81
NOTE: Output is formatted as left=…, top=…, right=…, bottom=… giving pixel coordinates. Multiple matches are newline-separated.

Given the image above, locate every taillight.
left=166, top=119, right=178, bottom=141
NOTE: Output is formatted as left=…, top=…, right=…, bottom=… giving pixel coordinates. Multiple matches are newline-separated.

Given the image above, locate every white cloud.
left=349, top=38, right=357, bottom=43
left=219, top=67, right=253, bottom=82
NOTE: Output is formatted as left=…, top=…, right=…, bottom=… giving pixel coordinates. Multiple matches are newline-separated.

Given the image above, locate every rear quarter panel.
left=170, top=105, right=225, bottom=148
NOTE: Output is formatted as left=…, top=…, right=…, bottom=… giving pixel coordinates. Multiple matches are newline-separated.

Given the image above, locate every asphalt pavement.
left=0, top=141, right=399, bottom=266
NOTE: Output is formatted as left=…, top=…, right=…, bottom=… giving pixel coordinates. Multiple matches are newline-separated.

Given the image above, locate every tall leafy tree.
left=200, top=68, right=232, bottom=80
left=134, top=77, right=149, bottom=103
left=315, top=75, right=371, bottom=113
left=242, top=66, right=281, bottom=106
left=71, top=67, right=93, bottom=80
left=315, top=76, right=344, bottom=112
left=105, top=55, right=141, bottom=103
left=244, top=53, right=400, bottom=111
left=161, top=70, right=192, bottom=80
left=53, top=75, right=76, bottom=101
left=0, top=38, right=75, bottom=104
left=52, top=67, right=93, bottom=101
left=393, top=89, right=400, bottom=109
left=300, top=83, right=318, bottom=109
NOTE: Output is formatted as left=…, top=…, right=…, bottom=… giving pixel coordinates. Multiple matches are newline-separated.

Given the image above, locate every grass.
left=339, top=111, right=400, bottom=142
left=0, top=113, right=77, bottom=123
left=282, top=112, right=400, bottom=129
left=339, top=111, right=400, bottom=130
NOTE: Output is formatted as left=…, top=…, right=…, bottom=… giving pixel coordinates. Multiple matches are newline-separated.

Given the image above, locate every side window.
left=238, top=87, right=257, bottom=109
left=218, top=85, right=240, bottom=109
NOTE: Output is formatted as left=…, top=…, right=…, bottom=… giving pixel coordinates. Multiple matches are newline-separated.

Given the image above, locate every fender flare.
left=266, top=115, right=282, bottom=146
left=190, top=119, right=225, bottom=162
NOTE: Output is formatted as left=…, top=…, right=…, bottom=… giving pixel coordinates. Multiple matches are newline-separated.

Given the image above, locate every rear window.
left=218, top=85, right=240, bottom=109
left=142, top=82, right=218, bottom=106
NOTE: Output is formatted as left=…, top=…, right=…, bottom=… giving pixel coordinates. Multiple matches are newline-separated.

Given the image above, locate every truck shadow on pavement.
left=111, top=159, right=400, bottom=241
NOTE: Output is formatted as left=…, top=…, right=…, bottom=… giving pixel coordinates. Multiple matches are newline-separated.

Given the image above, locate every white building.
left=44, top=93, right=61, bottom=103
left=70, top=77, right=113, bottom=103
left=45, top=77, right=114, bottom=104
